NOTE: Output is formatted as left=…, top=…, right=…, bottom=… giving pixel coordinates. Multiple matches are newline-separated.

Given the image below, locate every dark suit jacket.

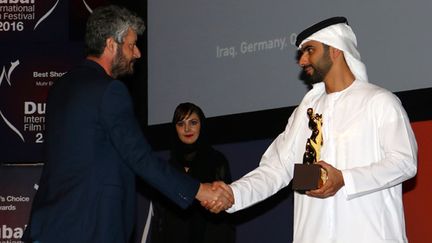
left=23, top=60, right=200, bottom=243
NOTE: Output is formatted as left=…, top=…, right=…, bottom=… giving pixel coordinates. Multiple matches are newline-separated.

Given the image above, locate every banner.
left=0, top=1, right=86, bottom=163
left=0, top=164, right=42, bottom=243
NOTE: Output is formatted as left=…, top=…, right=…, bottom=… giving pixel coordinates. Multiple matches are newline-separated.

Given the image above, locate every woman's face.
left=175, top=112, right=201, bottom=144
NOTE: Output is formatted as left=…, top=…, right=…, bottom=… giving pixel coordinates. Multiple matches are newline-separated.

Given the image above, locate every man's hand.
left=306, top=161, right=344, bottom=198
left=210, top=181, right=234, bottom=213
left=196, top=182, right=234, bottom=213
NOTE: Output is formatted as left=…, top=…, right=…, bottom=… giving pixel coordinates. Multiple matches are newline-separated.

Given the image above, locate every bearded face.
left=110, top=28, right=140, bottom=79
left=111, top=44, right=136, bottom=79
left=310, top=54, right=332, bottom=83
left=304, top=46, right=333, bottom=83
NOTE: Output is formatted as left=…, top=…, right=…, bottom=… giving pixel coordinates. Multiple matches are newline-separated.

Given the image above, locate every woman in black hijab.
left=150, top=102, right=235, bottom=243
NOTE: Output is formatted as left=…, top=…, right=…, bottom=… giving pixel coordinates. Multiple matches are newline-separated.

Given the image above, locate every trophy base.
left=292, top=164, right=324, bottom=191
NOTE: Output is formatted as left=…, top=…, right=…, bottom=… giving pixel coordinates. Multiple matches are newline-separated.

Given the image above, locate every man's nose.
left=298, top=53, right=308, bottom=67
left=134, top=46, right=141, bottom=58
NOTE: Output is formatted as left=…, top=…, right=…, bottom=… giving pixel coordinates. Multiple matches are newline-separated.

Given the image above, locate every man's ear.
left=329, top=46, right=343, bottom=61
left=105, top=37, right=117, bottom=55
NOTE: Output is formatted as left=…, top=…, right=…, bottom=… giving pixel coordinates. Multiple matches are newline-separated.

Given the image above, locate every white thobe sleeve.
left=342, top=92, right=417, bottom=199
left=227, top=111, right=298, bottom=213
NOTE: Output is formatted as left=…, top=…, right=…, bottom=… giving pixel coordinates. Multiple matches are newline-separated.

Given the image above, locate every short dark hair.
left=84, top=5, right=145, bottom=57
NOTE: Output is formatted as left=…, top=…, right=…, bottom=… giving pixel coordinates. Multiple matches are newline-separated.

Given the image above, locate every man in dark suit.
left=22, top=5, right=233, bottom=243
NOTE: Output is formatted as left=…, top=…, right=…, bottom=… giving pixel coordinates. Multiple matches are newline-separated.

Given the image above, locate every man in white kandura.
left=208, top=16, right=417, bottom=243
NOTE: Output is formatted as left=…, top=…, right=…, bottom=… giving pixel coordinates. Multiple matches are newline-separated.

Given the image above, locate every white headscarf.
left=299, top=23, right=369, bottom=83
left=274, top=22, right=370, bottom=164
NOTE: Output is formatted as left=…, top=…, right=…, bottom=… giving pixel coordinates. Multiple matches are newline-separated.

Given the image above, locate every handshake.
left=196, top=181, right=234, bottom=213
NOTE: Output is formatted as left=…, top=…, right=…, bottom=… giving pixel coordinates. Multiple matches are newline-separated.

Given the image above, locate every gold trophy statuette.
left=292, top=108, right=328, bottom=190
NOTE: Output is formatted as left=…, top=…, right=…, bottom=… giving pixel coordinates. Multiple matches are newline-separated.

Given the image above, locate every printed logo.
left=0, top=224, right=26, bottom=240
left=34, top=0, right=60, bottom=30
left=0, top=0, right=60, bottom=32
left=82, top=0, right=94, bottom=13
left=0, top=60, right=19, bottom=87
left=0, top=60, right=25, bottom=142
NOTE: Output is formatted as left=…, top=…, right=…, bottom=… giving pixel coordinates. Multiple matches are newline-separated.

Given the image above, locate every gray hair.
left=84, top=5, right=145, bottom=57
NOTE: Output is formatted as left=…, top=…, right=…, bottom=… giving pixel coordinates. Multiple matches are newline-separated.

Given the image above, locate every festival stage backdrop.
left=1, top=1, right=431, bottom=243
left=0, top=164, right=42, bottom=242
left=0, top=0, right=85, bottom=163
left=147, top=0, right=432, bottom=125
left=0, top=1, right=96, bottom=241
